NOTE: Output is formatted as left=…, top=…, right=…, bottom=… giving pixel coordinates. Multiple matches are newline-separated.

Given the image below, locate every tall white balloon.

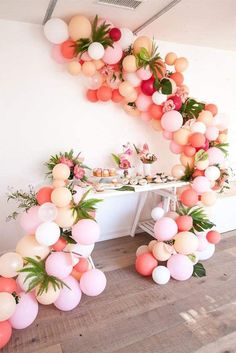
left=88, top=42, right=105, bottom=60
left=151, top=207, right=165, bottom=221
left=44, top=18, right=69, bottom=44
left=35, top=222, right=60, bottom=246
left=118, top=28, right=134, bottom=49
left=38, top=202, right=58, bottom=222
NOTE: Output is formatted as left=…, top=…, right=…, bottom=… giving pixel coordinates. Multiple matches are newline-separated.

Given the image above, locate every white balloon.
left=118, top=28, right=134, bottom=49
left=43, top=18, right=68, bottom=44
left=17, top=269, right=36, bottom=292
left=205, top=166, right=221, bottom=181
left=197, top=243, right=215, bottom=261
left=152, top=91, right=167, bottom=105
left=88, top=42, right=105, bottom=60
left=152, top=266, right=170, bottom=285
left=0, top=292, right=16, bottom=321
left=190, top=121, right=206, bottom=134
left=38, top=202, right=58, bottom=222
left=65, top=243, right=95, bottom=258
left=83, top=72, right=103, bottom=90
left=35, top=222, right=60, bottom=246
left=151, top=207, right=165, bottom=221
left=123, top=72, right=141, bottom=87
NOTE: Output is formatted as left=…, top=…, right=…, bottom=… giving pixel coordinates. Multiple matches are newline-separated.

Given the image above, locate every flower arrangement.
left=46, top=149, right=90, bottom=181
left=112, top=143, right=133, bottom=170
left=134, top=143, right=157, bottom=164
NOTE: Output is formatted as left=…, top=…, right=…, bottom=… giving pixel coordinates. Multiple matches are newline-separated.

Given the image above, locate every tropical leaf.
left=180, top=98, right=205, bottom=122
left=195, top=149, right=209, bottom=162
left=160, top=78, right=172, bottom=95
left=180, top=164, right=194, bottom=181
left=115, top=186, right=135, bottom=192
left=112, top=153, right=121, bottom=166
left=177, top=203, right=215, bottom=232
left=193, top=262, right=206, bottom=277
left=72, top=188, right=102, bottom=222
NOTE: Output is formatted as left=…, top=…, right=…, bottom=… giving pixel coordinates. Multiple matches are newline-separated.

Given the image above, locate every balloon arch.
left=0, top=14, right=230, bottom=349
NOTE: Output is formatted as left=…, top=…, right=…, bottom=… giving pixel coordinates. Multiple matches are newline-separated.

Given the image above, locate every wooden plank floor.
left=3, top=231, right=236, bottom=353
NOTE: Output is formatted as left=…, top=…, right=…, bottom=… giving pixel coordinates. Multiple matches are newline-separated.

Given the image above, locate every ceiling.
left=0, top=0, right=236, bottom=50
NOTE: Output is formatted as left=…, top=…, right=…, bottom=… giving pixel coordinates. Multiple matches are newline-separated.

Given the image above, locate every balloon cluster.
left=136, top=206, right=221, bottom=284
left=0, top=163, right=106, bottom=349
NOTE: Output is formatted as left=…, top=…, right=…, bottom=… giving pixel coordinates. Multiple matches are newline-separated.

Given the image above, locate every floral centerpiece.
left=112, top=143, right=133, bottom=177
left=134, top=143, right=157, bottom=176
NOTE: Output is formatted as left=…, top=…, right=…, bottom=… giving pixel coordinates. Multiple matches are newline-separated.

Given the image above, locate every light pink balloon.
left=197, top=233, right=208, bottom=251
left=154, top=217, right=178, bottom=241
left=51, top=45, right=70, bottom=64
left=169, top=141, right=183, bottom=154
left=167, top=254, right=193, bottom=281
left=136, top=93, right=152, bottom=112
left=136, top=66, right=152, bottom=80
left=81, top=51, right=92, bottom=61
left=140, top=112, right=152, bottom=122
left=213, top=113, right=229, bottom=131
left=205, top=126, right=219, bottom=141
left=72, top=219, right=100, bottom=245
left=161, top=110, right=183, bottom=132
left=54, top=276, right=82, bottom=311
left=73, top=185, right=84, bottom=204
left=9, top=292, right=38, bottom=329
left=163, top=131, right=173, bottom=140
left=45, top=252, right=73, bottom=279
left=192, top=176, right=211, bottom=194
left=165, top=211, right=179, bottom=220
left=103, top=42, right=123, bottom=65
left=207, top=147, right=225, bottom=165
left=20, top=206, right=42, bottom=234
left=80, top=269, right=106, bottom=296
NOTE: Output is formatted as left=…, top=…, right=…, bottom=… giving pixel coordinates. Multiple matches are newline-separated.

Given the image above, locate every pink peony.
left=74, top=165, right=85, bottom=180
left=59, top=157, right=74, bottom=168
left=163, top=99, right=175, bottom=112
left=119, top=159, right=131, bottom=170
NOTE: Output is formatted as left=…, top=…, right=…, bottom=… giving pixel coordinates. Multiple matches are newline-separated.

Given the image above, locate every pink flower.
left=163, top=99, right=175, bottom=112
left=119, top=159, right=131, bottom=170
left=74, top=165, right=85, bottom=180
left=176, top=85, right=189, bottom=103
left=59, top=157, right=74, bottom=168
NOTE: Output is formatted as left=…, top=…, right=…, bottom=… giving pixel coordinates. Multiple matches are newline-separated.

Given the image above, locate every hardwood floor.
left=3, top=231, right=236, bottom=353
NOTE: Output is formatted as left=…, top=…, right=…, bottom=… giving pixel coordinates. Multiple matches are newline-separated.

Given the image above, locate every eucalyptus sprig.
left=72, top=188, right=102, bottom=222
left=180, top=98, right=205, bottom=122
left=177, top=203, right=215, bottom=232
left=18, top=257, right=69, bottom=296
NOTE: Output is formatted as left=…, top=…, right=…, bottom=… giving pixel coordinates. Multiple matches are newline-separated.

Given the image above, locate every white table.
left=90, top=181, right=188, bottom=237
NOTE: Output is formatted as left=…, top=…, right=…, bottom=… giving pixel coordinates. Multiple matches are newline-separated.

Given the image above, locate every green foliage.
left=6, top=185, right=38, bottom=221
left=210, top=142, right=229, bottom=157
left=160, top=78, right=172, bottom=95
left=195, top=149, right=209, bottom=162
left=180, top=98, right=205, bottom=122
left=193, top=262, right=206, bottom=277
left=18, top=257, right=69, bottom=295
left=46, top=149, right=74, bottom=172
left=177, top=203, right=215, bottom=232
left=135, top=41, right=163, bottom=81
left=61, top=229, right=76, bottom=244
left=180, top=164, right=194, bottom=181
left=72, top=188, right=102, bottom=222
left=115, top=186, right=135, bottom=192
left=112, top=153, right=121, bottom=166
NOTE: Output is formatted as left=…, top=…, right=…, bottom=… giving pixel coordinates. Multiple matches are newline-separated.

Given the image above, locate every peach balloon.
left=123, top=104, right=140, bottom=117
left=93, top=59, right=105, bottom=70
left=201, top=191, right=217, bottom=206
left=133, top=36, right=152, bottom=54
left=218, top=133, right=227, bottom=143
left=71, top=268, right=83, bottom=281
left=205, top=103, right=218, bottom=116
left=151, top=119, right=163, bottom=131
left=136, top=245, right=149, bottom=257
left=0, top=292, right=16, bottom=321
left=68, top=15, right=92, bottom=40
left=36, top=283, right=61, bottom=305
left=118, top=81, right=134, bottom=97
left=198, top=110, right=213, bottom=126
left=52, top=163, right=70, bottom=180
left=16, top=234, right=50, bottom=260
left=180, top=154, right=194, bottom=168
left=82, top=61, right=96, bottom=76
left=170, top=72, right=184, bottom=86
left=148, top=240, right=157, bottom=252
left=67, top=61, right=81, bottom=75
left=165, top=52, right=177, bottom=65
left=97, top=86, right=112, bottom=101
left=125, top=90, right=138, bottom=103
left=55, top=207, right=76, bottom=228
left=152, top=242, right=173, bottom=261
left=122, top=55, right=137, bottom=72
left=173, top=128, right=191, bottom=146
left=174, top=232, right=199, bottom=255
left=171, top=164, right=186, bottom=179
left=174, top=57, right=189, bottom=72
left=0, top=252, right=23, bottom=278
left=51, top=187, right=72, bottom=208
left=52, top=179, right=66, bottom=188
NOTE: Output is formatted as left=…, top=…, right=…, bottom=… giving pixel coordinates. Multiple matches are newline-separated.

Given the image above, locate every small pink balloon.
left=207, top=147, right=225, bottom=165
left=197, top=233, right=208, bottom=251
left=51, top=45, right=70, bottom=64
left=154, top=217, right=178, bottom=241
left=137, top=66, right=152, bottom=80
left=54, top=276, right=82, bottom=311
left=170, top=141, right=183, bottom=154
left=81, top=51, right=92, bottom=61
left=205, top=126, right=219, bottom=141
left=103, top=42, right=123, bottom=65
left=80, top=269, right=106, bottom=296
left=192, top=176, right=211, bottom=194
left=45, top=252, right=73, bottom=279
left=163, top=131, right=173, bottom=140
left=140, top=112, right=152, bottom=122
left=167, top=254, right=193, bottom=281
left=136, top=93, right=152, bottom=112
left=72, top=219, right=100, bottom=245
left=9, top=292, right=38, bottom=329
left=20, top=206, right=42, bottom=234
left=161, top=110, right=183, bottom=132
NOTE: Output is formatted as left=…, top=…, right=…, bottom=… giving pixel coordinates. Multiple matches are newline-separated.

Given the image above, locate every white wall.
left=0, top=19, right=236, bottom=251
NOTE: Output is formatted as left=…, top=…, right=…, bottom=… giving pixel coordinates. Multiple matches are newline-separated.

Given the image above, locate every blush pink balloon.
left=20, top=206, right=42, bottom=234
left=80, top=269, right=106, bottom=296
left=192, top=176, right=211, bottom=194
left=140, top=112, right=152, bottom=122
left=154, top=217, right=178, bottom=241
left=135, top=93, right=152, bottom=112
left=207, top=147, right=225, bottom=165
left=81, top=51, right=92, bottom=61
left=103, top=42, right=123, bottom=65
left=9, top=292, right=38, bottom=329
left=54, top=276, right=82, bottom=311
left=161, top=110, right=183, bottom=132
left=170, top=141, right=183, bottom=154
left=45, top=252, right=73, bottom=279
left=167, top=254, right=193, bottom=281
left=51, top=45, right=70, bottom=64
left=205, top=126, right=219, bottom=141
left=197, top=233, right=208, bottom=251
left=137, top=66, right=152, bottom=80
left=72, top=219, right=100, bottom=245
left=163, top=131, right=173, bottom=140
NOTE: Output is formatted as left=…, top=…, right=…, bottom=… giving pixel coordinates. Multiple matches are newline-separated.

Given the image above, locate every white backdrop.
left=0, top=19, right=236, bottom=251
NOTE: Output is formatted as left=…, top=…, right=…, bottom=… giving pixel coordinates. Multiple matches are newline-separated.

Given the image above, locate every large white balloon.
left=152, top=266, right=170, bottom=285
left=205, top=166, right=221, bottom=181
left=151, top=207, right=165, bottom=221
left=118, top=28, right=134, bottom=49
left=88, top=42, right=105, bottom=60
left=152, top=91, right=167, bottom=105
left=35, top=222, right=60, bottom=246
left=38, top=202, right=58, bottom=222
left=190, top=121, right=206, bottom=134
left=197, top=243, right=215, bottom=261
left=44, top=18, right=69, bottom=44
left=17, top=269, right=36, bottom=292
left=65, top=243, right=95, bottom=259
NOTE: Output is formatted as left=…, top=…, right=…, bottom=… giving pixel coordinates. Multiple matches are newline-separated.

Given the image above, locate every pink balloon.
left=207, top=147, right=225, bottom=165
left=80, top=269, right=106, bottom=296
left=205, top=126, right=219, bottom=141
left=81, top=51, right=92, bottom=61
left=137, top=66, right=152, bottom=80
left=140, top=112, right=152, bottom=122
left=72, top=219, right=100, bottom=245
left=197, top=233, right=208, bottom=251
left=192, top=176, right=211, bottom=194
left=154, top=217, right=178, bottom=241
left=165, top=211, right=179, bottom=220
left=135, top=93, right=152, bottom=112
left=9, top=292, right=38, bottom=329
left=20, top=206, right=42, bottom=234
left=54, top=276, right=82, bottom=311
left=103, top=42, right=123, bottom=65
left=163, top=131, right=173, bottom=140
left=169, top=141, right=183, bottom=154
left=167, top=254, right=193, bottom=281
left=45, top=252, right=73, bottom=279
left=213, top=113, right=229, bottom=131
left=51, top=45, right=70, bottom=64
left=161, top=110, right=183, bottom=132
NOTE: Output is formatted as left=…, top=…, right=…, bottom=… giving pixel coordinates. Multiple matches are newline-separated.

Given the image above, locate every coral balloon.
left=51, top=187, right=72, bottom=207
left=82, top=61, right=96, bottom=76
left=9, top=292, right=38, bottom=329
left=189, top=132, right=206, bottom=148
left=97, top=86, right=112, bottom=101
left=174, top=57, right=188, bottom=72
left=148, top=103, right=163, bottom=120
left=74, top=257, right=89, bottom=273
left=60, top=40, right=75, bottom=59
left=80, top=269, right=106, bottom=296
left=0, top=278, right=17, bottom=293
left=52, top=237, right=67, bottom=251
left=165, top=52, right=177, bottom=65
left=170, top=72, right=184, bottom=86
left=68, top=15, right=92, bottom=41
left=183, top=145, right=196, bottom=157
left=176, top=215, right=193, bottom=231
left=54, top=276, right=82, bottom=310
left=206, top=230, right=221, bottom=244
left=112, top=89, right=123, bottom=103
left=72, top=219, right=100, bottom=245
left=103, top=42, right=123, bottom=65
left=0, top=252, right=23, bottom=278
left=86, top=89, right=98, bottom=102
left=122, top=55, right=137, bottom=73
left=154, top=217, right=178, bottom=241
left=0, top=321, right=12, bottom=349
left=135, top=253, right=158, bottom=276
left=167, top=254, right=193, bottom=281
left=16, top=234, right=50, bottom=260
left=180, top=188, right=198, bottom=207
left=52, top=163, right=70, bottom=180
left=174, top=232, right=199, bottom=255
left=205, top=103, right=218, bottom=116
left=161, top=110, right=183, bottom=132
left=36, top=186, right=53, bottom=205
